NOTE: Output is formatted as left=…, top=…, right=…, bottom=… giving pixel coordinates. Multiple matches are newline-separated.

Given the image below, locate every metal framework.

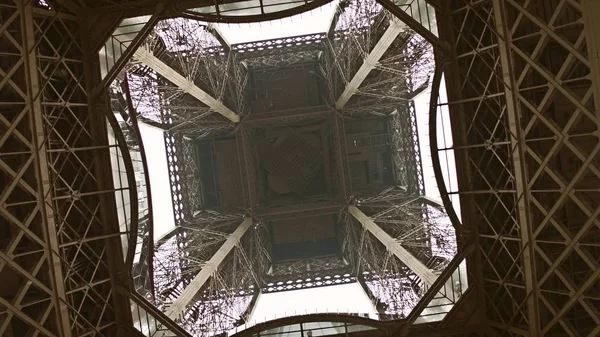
left=1, top=0, right=598, bottom=337
left=435, top=0, right=600, bottom=336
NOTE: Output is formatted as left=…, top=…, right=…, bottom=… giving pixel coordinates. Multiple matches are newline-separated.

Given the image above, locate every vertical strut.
left=20, top=1, right=72, bottom=336
left=582, top=0, right=600, bottom=119
left=491, top=0, right=540, bottom=334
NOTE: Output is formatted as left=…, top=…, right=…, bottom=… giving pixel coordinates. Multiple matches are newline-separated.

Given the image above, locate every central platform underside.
left=114, top=1, right=462, bottom=334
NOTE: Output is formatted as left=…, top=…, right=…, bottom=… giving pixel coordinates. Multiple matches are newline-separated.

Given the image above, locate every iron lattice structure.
left=109, top=0, right=463, bottom=335
left=0, top=0, right=599, bottom=337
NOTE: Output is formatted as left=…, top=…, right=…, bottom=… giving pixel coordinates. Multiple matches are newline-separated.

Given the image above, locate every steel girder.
left=438, top=0, right=600, bottom=336
left=336, top=17, right=407, bottom=109
left=343, top=188, right=466, bottom=319
left=348, top=205, right=438, bottom=286
left=152, top=217, right=266, bottom=336
left=165, top=217, right=253, bottom=319
left=0, top=1, right=138, bottom=336
left=133, top=46, right=239, bottom=122
left=11, top=0, right=600, bottom=336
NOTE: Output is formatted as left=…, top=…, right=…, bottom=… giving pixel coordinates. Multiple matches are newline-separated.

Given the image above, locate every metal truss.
left=342, top=196, right=465, bottom=321
left=236, top=124, right=260, bottom=211
left=331, top=110, right=352, bottom=200
left=327, top=0, right=388, bottom=101
left=391, top=100, right=425, bottom=194
left=242, top=49, right=323, bottom=69
left=9, top=0, right=600, bottom=336
left=233, top=33, right=327, bottom=59
left=132, top=46, right=239, bottom=122
left=0, top=1, right=140, bottom=336
left=178, top=135, right=202, bottom=218
left=163, top=132, right=185, bottom=225
left=437, top=0, right=600, bottom=336
left=125, top=18, right=243, bottom=126
left=264, top=256, right=354, bottom=293
left=152, top=218, right=269, bottom=336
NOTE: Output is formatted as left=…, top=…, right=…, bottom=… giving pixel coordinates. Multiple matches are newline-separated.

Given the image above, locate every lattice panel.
left=0, top=2, right=130, bottom=336
left=444, top=0, right=600, bottom=336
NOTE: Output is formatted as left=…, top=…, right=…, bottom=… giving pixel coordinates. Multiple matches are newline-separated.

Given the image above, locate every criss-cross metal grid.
left=0, top=1, right=135, bottom=336
left=437, top=0, right=600, bottom=336
left=7, top=0, right=599, bottom=336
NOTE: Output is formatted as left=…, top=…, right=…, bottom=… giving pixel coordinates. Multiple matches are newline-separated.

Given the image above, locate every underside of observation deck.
left=0, top=0, right=599, bottom=337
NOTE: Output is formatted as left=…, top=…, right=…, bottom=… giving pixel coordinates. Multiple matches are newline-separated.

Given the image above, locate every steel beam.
left=256, top=201, right=343, bottom=222
left=165, top=217, right=253, bottom=319
left=348, top=205, right=437, bottom=286
left=133, top=46, right=240, bottom=122
left=208, top=23, right=231, bottom=51
left=236, top=124, right=259, bottom=210
left=376, top=0, right=448, bottom=52
left=335, top=18, right=405, bottom=109
left=327, top=3, right=341, bottom=39
left=582, top=0, right=600, bottom=118
left=398, top=242, right=474, bottom=336
left=492, top=1, right=540, bottom=335
left=97, top=8, right=163, bottom=91
left=21, top=1, right=72, bottom=335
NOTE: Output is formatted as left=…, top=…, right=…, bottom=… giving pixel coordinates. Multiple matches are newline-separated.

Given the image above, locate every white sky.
left=414, top=77, right=462, bottom=219
left=138, top=122, right=176, bottom=240
left=215, top=1, right=338, bottom=45
left=134, top=2, right=462, bottom=330
left=232, top=283, right=378, bottom=334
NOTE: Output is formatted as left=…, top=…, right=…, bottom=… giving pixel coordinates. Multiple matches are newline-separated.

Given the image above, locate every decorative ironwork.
left=265, top=256, right=355, bottom=293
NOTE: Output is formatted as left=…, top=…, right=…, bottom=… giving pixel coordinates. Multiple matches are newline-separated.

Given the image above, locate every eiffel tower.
left=1, top=0, right=599, bottom=336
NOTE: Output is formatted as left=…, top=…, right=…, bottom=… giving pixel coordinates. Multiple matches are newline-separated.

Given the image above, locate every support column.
left=21, top=2, right=72, bottom=336
left=165, top=217, right=253, bottom=319
left=491, top=0, right=540, bottom=335
left=348, top=205, right=437, bottom=286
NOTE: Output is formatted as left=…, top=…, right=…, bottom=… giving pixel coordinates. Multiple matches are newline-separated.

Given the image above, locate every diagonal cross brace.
left=133, top=46, right=240, bottom=123
left=348, top=205, right=437, bottom=286
left=336, top=18, right=406, bottom=109
left=164, top=217, right=253, bottom=320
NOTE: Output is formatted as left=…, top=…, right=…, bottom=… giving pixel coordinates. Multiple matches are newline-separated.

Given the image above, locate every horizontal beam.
left=245, top=107, right=329, bottom=127
left=256, top=201, right=343, bottom=221
left=336, top=19, right=405, bottom=109
left=133, top=46, right=239, bottom=123
left=164, top=217, right=253, bottom=319
left=348, top=205, right=437, bottom=286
